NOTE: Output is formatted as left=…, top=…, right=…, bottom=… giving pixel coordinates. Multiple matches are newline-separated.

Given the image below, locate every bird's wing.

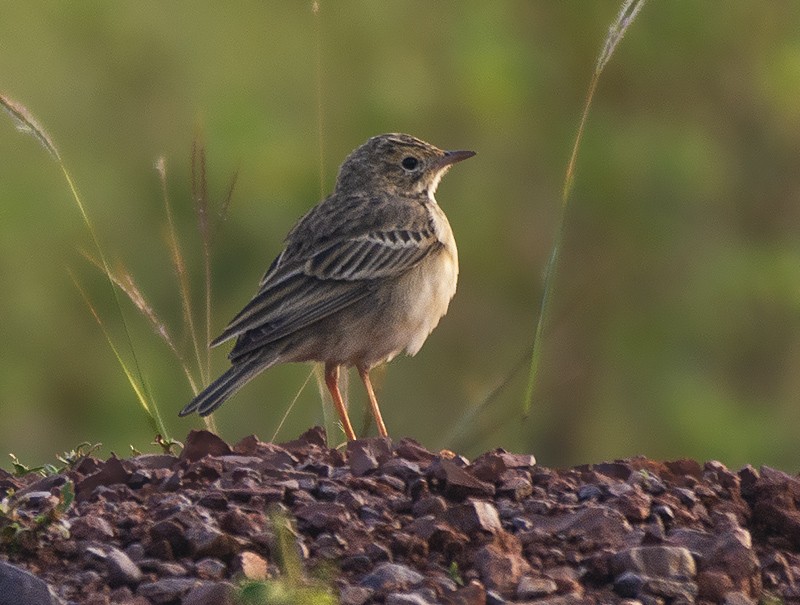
left=212, top=194, right=441, bottom=357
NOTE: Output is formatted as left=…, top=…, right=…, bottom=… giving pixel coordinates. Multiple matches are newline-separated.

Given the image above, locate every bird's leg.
left=324, top=362, right=357, bottom=441
left=357, top=365, right=388, bottom=438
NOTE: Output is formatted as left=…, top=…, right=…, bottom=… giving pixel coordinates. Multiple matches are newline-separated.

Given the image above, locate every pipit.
left=179, top=133, right=474, bottom=440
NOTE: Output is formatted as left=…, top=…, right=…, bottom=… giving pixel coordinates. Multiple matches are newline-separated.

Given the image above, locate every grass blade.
left=156, top=157, right=206, bottom=386
left=2, top=93, right=169, bottom=442
left=270, top=368, right=315, bottom=443
left=522, top=0, right=648, bottom=417
left=80, top=251, right=200, bottom=396
left=0, top=94, right=60, bottom=161
left=69, top=271, right=167, bottom=437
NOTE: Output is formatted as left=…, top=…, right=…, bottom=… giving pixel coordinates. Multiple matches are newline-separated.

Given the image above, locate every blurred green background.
left=2, top=3, right=800, bottom=471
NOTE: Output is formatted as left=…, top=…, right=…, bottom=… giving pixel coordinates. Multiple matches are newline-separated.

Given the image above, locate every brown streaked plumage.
left=179, top=133, right=474, bottom=440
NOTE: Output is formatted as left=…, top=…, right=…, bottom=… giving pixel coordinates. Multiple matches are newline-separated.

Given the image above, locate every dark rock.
left=0, top=561, right=64, bottom=605
left=474, top=534, right=530, bottom=596
left=127, top=454, right=178, bottom=470
left=527, top=505, right=633, bottom=548
left=614, top=571, right=646, bottom=597
left=76, top=455, right=131, bottom=501
left=413, top=494, right=448, bottom=516
left=185, top=521, right=240, bottom=559
left=496, top=470, right=533, bottom=501
left=281, top=426, right=328, bottom=451
left=182, top=582, right=236, bottom=605
left=641, top=577, right=698, bottom=600
left=445, top=500, right=502, bottom=535
left=393, top=438, right=437, bottom=464
left=85, top=544, right=143, bottom=586
left=195, top=558, right=227, bottom=580
left=517, top=575, right=558, bottom=599
left=359, top=562, right=424, bottom=592
left=341, top=554, right=372, bottom=573
left=386, top=591, right=437, bottom=605
left=696, top=570, right=734, bottom=601
left=485, top=590, right=506, bottom=605
left=180, top=430, right=233, bottom=462
left=428, top=458, right=495, bottom=499
left=347, top=437, right=393, bottom=476
left=722, top=592, right=756, bottom=605
left=340, top=585, right=373, bottom=605
left=296, top=501, right=351, bottom=531
left=70, top=515, right=116, bottom=540
left=442, top=580, right=487, bottom=605
left=149, top=518, right=188, bottom=557
left=578, top=484, right=604, bottom=501
left=380, top=457, right=422, bottom=480
left=14, top=473, right=67, bottom=500
left=612, top=545, right=696, bottom=580
left=615, top=488, right=652, bottom=522
left=137, top=577, right=200, bottom=603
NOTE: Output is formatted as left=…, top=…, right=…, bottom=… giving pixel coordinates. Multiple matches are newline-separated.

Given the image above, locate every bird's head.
left=335, top=133, right=474, bottom=198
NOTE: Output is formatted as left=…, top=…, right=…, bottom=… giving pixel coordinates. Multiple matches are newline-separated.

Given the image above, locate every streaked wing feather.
left=212, top=225, right=439, bottom=358
left=227, top=277, right=375, bottom=359
left=306, top=229, right=439, bottom=281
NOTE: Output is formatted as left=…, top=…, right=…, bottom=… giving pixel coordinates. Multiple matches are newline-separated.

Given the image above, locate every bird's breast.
left=399, top=201, right=458, bottom=357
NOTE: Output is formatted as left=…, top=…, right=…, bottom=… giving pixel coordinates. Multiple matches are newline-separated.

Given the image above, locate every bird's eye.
left=401, top=156, right=419, bottom=170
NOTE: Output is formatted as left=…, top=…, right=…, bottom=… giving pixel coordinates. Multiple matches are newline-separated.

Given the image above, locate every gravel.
left=0, top=427, right=799, bottom=604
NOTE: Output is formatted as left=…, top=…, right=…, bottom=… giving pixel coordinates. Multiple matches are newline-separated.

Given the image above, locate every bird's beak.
left=436, top=149, right=476, bottom=169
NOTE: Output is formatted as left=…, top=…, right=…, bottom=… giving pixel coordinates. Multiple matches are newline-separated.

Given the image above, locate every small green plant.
left=8, top=442, right=101, bottom=477
left=0, top=480, right=74, bottom=550
left=759, top=593, right=785, bottom=605
left=447, top=561, right=465, bottom=587
left=236, top=510, right=338, bottom=605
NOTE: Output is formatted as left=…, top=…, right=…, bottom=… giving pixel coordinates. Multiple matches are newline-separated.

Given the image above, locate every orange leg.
left=358, top=365, right=388, bottom=438
left=325, top=362, right=356, bottom=441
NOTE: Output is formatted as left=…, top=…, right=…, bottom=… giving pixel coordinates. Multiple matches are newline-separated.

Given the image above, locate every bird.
left=179, top=133, right=475, bottom=440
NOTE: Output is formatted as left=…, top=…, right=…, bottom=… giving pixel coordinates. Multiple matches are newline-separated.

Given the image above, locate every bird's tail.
left=178, top=353, right=278, bottom=417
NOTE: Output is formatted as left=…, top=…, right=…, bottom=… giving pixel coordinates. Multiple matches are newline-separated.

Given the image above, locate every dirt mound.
left=1, top=428, right=798, bottom=604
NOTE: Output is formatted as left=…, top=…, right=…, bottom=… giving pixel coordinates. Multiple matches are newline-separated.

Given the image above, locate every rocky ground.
left=1, top=427, right=799, bottom=605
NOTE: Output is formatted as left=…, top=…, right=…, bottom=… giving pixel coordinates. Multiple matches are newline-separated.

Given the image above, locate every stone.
left=234, top=551, right=268, bottom=580
left=445, top=500, right=502, bottom=535
left=347, top=438, right=392, bottom=476
left=85, top=545, right=143, bottom=587
left=185, top=521, right=240, bottom=559
left=386, top=591, right=437, bottom=605
left=517, top=575, right=558, bottom=599
left=340, top=585, right=373, bottom=605
left=442, top=580, right=487, bottom=605
left=528, top=505, right=633, bottom=549
left=137, top=578, right=199, bottom=603
left=642, top=577, right=697, bottom=600
left=380, top=458, right=422, bottom=480
left=722, top=592, right=756, bottom=605
left=359, top=562, right=425, bottom=592
left=195, top=558, right=227, bottom=580
left=296, top=501, right=351, bottom=531
left=179, top=430, right=233, bottom=462
left=67, top=515, right=115, bottom=540
left=428, top=458, right=495, bottom=499
left=75, top=455, right=131, bottom=501
left=474, top=538, right=530, bottom=596
left=0, top=561, right=64, bottom=605
left=612, top=546, right=696, bottom=580
left=182, top=582, right=236, bottom=605
left=413, top=495, right=447, bottom=516
left=578, top=484, right=604, bottom=501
